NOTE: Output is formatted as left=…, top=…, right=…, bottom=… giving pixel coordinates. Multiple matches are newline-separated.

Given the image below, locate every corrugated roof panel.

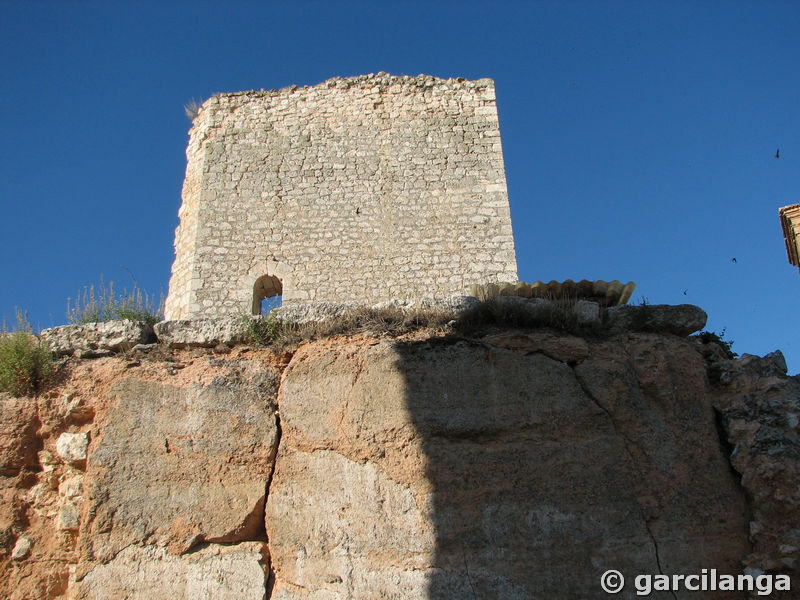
left=470, top=280, right=636, bottom=306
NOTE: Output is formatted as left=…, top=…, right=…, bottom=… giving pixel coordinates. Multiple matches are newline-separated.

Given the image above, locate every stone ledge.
left=153, top=317, right=248, bottom=348
left=606, top=304, right=707, bottom=336
left=270, top=296, right=480, bottom=326
left=39, top=301, right=711, bottom=355
left=152, top=297, right=479, bottom=348
left=41, top=320, right=156, bottom=357
left=269, top=301, right=365, bottom=325
left=371, top=295, right=480, bottom=314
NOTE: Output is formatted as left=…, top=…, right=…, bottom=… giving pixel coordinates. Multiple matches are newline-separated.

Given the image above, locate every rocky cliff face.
left=1, top=322, right=798, bottom=599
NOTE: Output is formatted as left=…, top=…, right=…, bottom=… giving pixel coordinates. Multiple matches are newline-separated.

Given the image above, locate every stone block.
left=77, top=377, right=278, bottom=567
left=153, top=317, right=248, bottom=348
left=73, top=543, right=267, bottom=600
left=56, top=432, right=89, bottom=465
left=606, top=304, right=707, bottom=336
left=41, top=320, right=156, bottom=357
left=11, top=536, right=32, bottom=561
left=58, top=500, right=81, bottom=531
left=268, top=301, right=363, bottom=325
left=573, top=300, right=600, bottom=326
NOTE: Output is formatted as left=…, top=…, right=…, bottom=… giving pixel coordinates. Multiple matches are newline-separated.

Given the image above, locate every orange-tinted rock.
left=1, top=329, right=797, bottom=599
left=267, top=336, right=751, bottom=598
left=0, top=395, right=41, bottom=476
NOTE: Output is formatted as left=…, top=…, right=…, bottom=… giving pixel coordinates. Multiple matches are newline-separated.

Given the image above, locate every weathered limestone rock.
left=58, top=474, right=83, bottom=499
left=2, top=323, right=797, bottom=599
left=606, top=303, right=707, bottom=336
left=1, top=350, right=284, bottom=600
left=483, top=331, right=589, bottom=363
left=56, top=471, right=85, bottom=532
left=573, top=334, right=750, bottom=585
left=75, top=376, right=279, bottom=579
left=11, top=536, right=32, bottom=561
left=55, top=432, right=89, bottom=465
left=488, top=294, right=556, bottom=320
left=572, top=299, right=600, bottom=325
left=41, top=320, right=155, bottom=357
left=57, top=501, right=80, bottom=531
left=371, top=295, right=481, bottom=315
left=269, top=296, right=481, bottom=325
left=267, top=448, right=434, bottom=599
left=267, top=337, right=750, bottom=599
left=0, top=395, right=40, bottom=475
left=712, top=350, right=800, bottom=593
left=268, top=301, right=364, bottom=324
left=57, top=393, right=94, bottom=424
left=153, top=317, right=248, bottom=347
left=74, top=542, right=267, bottom=600
left=0, top=396, right=77, bottom=600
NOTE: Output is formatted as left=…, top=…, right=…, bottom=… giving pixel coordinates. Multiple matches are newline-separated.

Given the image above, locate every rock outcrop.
left=41, top=321, right=156, bottom=358
left=152, top=317, right=250, bottom=348
left=1, top=315, right=797, bottom=599
left=73, top=375, right=279, bottom=583
left=267, top=334, right=750, bottom=598
left=711, top=350, right=800, bottom=578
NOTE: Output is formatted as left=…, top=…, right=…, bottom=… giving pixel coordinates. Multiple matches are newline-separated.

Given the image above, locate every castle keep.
left=165, top=74, right=518, bottom=320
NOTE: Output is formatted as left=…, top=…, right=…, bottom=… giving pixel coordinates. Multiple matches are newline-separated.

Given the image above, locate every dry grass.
left=184, top=99, right=202, bottom=120
left=67, top=278, right=164, bottom=326
left=452, top=295, right=587, bottom=336
left=243, top=306, right=454, bottom=350
left=242, top=296, right=603, bottom=351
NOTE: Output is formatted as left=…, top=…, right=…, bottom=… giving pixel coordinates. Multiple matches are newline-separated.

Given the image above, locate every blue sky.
left=2, top=1, right=798, bottom=372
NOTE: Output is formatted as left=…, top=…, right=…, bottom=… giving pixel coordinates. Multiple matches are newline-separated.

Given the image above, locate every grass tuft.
left=453, top=295, right=584, bottom=335
left=242, top=314, right=290, bottom=347
left=184, top=99, right=202, bottom=120
left=67, top=278, right=164, bottom=326
left=628, top=296, right=655, bottom=331
left=697, top=329, right=737, bottom=359
left=0, top=311, right=52, bottom=397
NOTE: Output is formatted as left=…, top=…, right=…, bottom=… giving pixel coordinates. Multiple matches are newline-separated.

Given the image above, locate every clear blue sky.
left=2, top=1, right=798, bottom=372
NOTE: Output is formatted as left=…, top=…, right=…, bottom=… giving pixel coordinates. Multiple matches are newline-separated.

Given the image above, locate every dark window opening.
left=252, top=275, right=283, bottom=315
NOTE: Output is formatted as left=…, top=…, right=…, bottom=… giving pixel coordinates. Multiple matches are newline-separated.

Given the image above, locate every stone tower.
left=780, top=204, right=800, bottom=272
left=165, top=74, right=518, bottom=320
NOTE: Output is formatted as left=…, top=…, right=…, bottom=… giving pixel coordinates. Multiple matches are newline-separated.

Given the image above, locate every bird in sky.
left=731, top=257, right=738, bottom=263
left=775, top=149, right=780, bottom=159
left=683, top=289, right=688, bottom=296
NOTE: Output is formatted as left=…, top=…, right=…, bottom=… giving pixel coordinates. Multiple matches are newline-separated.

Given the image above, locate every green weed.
left=697, top=328, right=737, bottom=359
left=0, top=311, right=52, bottom=397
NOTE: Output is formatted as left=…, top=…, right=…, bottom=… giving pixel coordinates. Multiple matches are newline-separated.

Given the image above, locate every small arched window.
left=252, top=275, right=283, bottom=315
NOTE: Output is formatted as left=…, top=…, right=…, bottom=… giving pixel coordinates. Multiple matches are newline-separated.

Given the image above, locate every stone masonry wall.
left=165, top=73, right=518, bottom=320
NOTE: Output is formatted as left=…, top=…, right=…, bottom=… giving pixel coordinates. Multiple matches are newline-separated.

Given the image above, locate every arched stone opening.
left=252, top=275, right=283, bottom=315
